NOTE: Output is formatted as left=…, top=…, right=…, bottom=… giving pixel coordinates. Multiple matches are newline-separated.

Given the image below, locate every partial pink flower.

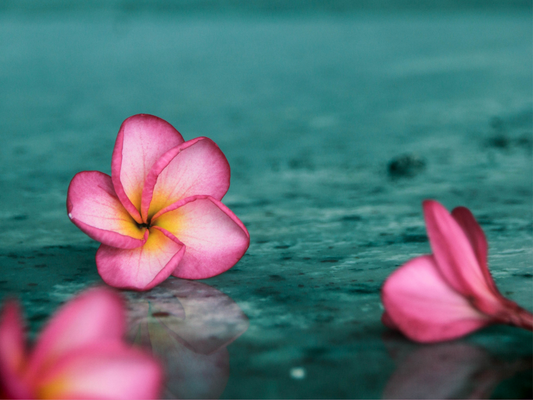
left=67, top=114, right=250, bottom=290
left=381, top=200, right=533, bottom=343
left=0, top=287, right=163, bottom=399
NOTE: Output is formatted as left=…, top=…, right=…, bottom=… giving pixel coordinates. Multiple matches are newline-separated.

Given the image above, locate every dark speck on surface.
left=304, top=346, right=329, bottom=358
left=152, top=312, right=170, bottom=318
left=402, top=234, right=428, bottom=243
left=349, top=284, right=381, bottom=294
left=29, top=313, right=49, bottom=323
left=288, top=155, right=314, bottom=170
left=341, top=215, right=362, bottom=222
left=487, top=134, right=510, bottom=149
left=387, top=153, right=426, bottom=178
left=516, top=133, right=533, bottom=150
left=514, top=273, right=533, bottom=278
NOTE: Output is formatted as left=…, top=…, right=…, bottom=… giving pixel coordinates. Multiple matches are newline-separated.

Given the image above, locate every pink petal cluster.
left=67, top=114, right=250, bottom=291
left=0, top=287, right=162, bottom=399
left=381, top=200, right=533, bottom=343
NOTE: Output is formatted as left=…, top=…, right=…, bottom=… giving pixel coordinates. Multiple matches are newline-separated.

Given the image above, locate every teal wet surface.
left=0, top=2, right=532, bottom=398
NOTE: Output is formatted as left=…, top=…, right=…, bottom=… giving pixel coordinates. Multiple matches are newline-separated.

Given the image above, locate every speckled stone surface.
left=0, top=2, right=532, bottom=398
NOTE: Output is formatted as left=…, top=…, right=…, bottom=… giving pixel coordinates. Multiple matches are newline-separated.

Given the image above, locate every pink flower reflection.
left=126, top=278, right=249, bottom=399
left=382, top=200, right=533, bottom=342
left=382, top=333, right=532, bottom=399
left=0, top=287, right=162, bottom=399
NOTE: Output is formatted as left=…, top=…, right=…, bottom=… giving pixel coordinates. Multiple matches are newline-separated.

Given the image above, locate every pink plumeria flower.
left=67, top=114, right=250, bottom=291
left=0, top=287, right=163, bottom=399
left=381, top=200, right=533, bottom=343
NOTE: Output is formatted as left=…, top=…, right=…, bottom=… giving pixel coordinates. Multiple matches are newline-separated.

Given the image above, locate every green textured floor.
left=0, top=2, right=532, bottom=398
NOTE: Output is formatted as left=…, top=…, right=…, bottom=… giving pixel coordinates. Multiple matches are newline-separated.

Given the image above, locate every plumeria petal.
left=423, top=200, right=502, bottom=314
left=381, top=255, right=492, bottom=343
left=0, top=301, right=25, bottom=375
left=141, top=137, right=230, bottom=222
left=96, top=227, right=186, bottom=290
left=451, top=206, right=498, bottom=294
left=381, top=311, right=399, bottom=330
left=26, top=287, right=126, bottom=380
left=35, top=342, right=163, bottom=400
left=0, top=301, right=32, bottom=399
left=67, top=171, right=147, bottom=249
left=153, top=195, right=250, bottom=279
left=111, top=114, right=184, bottom=223
left=450, top=207, right=532, bottom=326
left=507, top=306, right=533, bottom=330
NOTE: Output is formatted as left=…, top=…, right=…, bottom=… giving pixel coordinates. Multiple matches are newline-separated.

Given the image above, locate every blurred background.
left=0, top=1, right=531, bottom=398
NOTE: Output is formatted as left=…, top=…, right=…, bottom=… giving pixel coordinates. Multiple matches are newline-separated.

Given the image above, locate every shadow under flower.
left=382, top=332, right=532, bottom=399
left=125, top=278, right=249, bottom=399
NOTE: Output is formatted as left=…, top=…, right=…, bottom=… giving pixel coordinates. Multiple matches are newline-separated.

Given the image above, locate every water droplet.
left=290, top=367, right=306, bottom=379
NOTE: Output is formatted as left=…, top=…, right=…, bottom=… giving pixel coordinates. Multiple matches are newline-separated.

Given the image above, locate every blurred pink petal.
left=154, top=196, right=250, bottom=279
left=0, top=301, right=32, bottom=399
left=0, top=301, right=25, bottom=375
left=382, top=200, right=533, bottom=342
left=36, top=342, right=163, bottom=400
left=67, top=171, right=146, bottom=249
left=0, top=287, right=163, bottom=399
left=382, top=255, right=491, bottom=343
left=111, top=114, right=184, bottom=224
left=97, top=228, right=185, bottom=291
left=26, top=287, right=126, bottom=380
